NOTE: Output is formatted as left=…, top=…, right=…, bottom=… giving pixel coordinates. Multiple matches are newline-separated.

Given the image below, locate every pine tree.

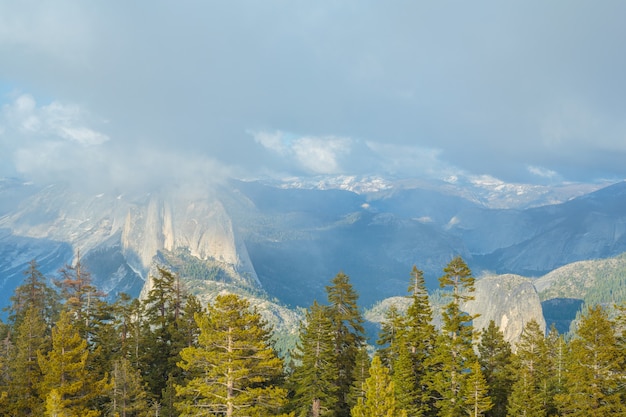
left=7, top=306, right=48, bottom=416
left=376, top=304, right=405, bottom=369
left=395, top=265, right=436, bottom=417
left=140, top=267, right=187, bottom=398
left=506, top=368, right=545, bottom=417
left=175, top=293, right=288, bottom=417
left=464, top=360, right=493, bottom=417
left=427, top=256, right=477, bottom=417
left=348, top=346, right=371, bottom=410
left=505, top=319, right=553, bottom=417
left=0, top=321, right=12, bottom=416
left=108, top=358, right=149, bottom=417
left=350, top=355, right=397, bottom=417
left=478, top=321, right=513, bottom=417
left=542, top=324, right=565, bottom=416
left=555, top=305, right=625, bottom=416
left=290, top=301, right=339, bottom=417
left=37, top=310, right=109, bottom=417
left=7, top=259, right=60, bottom=331
left=55, top=253, right=103, bottom=340
left=325, top=272, right=366, bottom=417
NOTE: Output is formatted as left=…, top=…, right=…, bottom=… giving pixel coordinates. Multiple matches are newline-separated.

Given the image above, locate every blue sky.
left=1, top=1, right=625, bottom=190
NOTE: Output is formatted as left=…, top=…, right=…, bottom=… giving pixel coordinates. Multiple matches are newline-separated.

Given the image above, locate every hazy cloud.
left=1, top=1, right=626, bottom=187
left=527, top=166, right=560, bottom=180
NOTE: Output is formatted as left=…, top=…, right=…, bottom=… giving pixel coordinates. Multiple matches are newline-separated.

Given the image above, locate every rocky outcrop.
left=464, top=274, right=546, bottom=346
left=0, top=183, right=260, bottom=299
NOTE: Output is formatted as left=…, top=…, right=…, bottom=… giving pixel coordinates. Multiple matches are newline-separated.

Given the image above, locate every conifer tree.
left=55, top=253, right=103, bottom=340
left=464, top=360, right=493, bottom=417
left=8, top=259, right=60, bottom=330
left=325, top=272, right=365, bottom=417
left=38, top=310, right=109, bottom=417
left=140, top=267, right=187, bottom=398
left=108, top=358, right=149, bottom=417
left=555, top=305, right=625, bottom=416
left=542, top=324, right=565, bottom=416
left=350, top=355, right=397, bottom=417
left=348, top=346, right=371, bottom=410
left=477, top=320, right=513, bottom=417
left=506, top=368, right=545, bottom=417
left=427, top=256, right=477, bottom=417
left=392, top=341, right=419, bottom=415
left=396, top=265, right=436, bottom=416
left=290, top=301, right=339, bottom=417
left=175, top=293, right=288, bottom=417
left=0, top=321, right=12, bottom=416
left=7, top=306, right=48, bottom=416
left=376, top=304, right=404, bottom=369
left=505, top=319, right=555, bottom=417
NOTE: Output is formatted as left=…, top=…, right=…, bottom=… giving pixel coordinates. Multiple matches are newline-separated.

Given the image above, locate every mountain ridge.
left=1, top=176, right=625, bottom=342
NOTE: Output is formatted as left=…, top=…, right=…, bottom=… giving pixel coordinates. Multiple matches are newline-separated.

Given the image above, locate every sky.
left=1, top=1, right=626, bottom=191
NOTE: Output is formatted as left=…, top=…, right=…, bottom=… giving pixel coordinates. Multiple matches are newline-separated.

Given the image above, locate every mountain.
left=1, top=175, right=625, bottom=340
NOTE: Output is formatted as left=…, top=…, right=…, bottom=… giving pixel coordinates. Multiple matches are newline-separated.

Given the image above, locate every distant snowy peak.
left=273, top=175, right=393, bottom=194
left=270, top=174, right=612, bottom=209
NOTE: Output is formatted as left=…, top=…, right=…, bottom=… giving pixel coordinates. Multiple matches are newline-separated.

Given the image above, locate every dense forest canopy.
left=1, top=256, right=626, bottom=416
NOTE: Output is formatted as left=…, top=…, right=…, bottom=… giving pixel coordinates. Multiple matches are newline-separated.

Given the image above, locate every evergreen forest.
left=1, top=256, right=626, bottom=417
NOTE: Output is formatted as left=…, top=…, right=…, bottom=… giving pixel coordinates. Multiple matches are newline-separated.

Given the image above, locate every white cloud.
left=527, top=165, right=559, bottom=179
left=292, top=136, right=351, bottom=174
left=251, top=130, right=288, bottom=155
left=2, top=94, right=109, bottom=146
left=251, top=130, right=352, bottom=174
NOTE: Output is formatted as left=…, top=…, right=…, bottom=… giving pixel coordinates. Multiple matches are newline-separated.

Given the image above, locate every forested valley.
left=1, top=256, right=625, bottom=417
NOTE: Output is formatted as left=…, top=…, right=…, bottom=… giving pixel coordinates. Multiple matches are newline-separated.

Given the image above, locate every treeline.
left=1, top=256, right=626, bottom=416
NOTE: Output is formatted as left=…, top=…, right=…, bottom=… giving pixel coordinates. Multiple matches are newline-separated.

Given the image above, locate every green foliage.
left=477, top=321, right=513, bottom=417
left=464, top=360, right=493, bottom=417
left=350, top=355, right=396, bottom=417
left=7, top=306, right=48, bottom=416
left=7, top=259, right=60, bottom=331
left=108, top=358, right=149, bottom=417
left=175, top=293, right=288, bottom=417
left=38, top=310, right=109, bottom=416
left=555, top=305, right=625, bottom=416
left=4, top=254, right=626, bottom=417
left=427, top=256, right=477, bottom=417
left=325, top=272, right=366, bottom=417
left=290, top=301, right=339, bottom=417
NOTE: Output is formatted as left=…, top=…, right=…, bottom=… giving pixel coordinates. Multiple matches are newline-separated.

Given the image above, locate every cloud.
left=527, top=165, right=559, bottom=180
left=2, top=94, right=109, bottom=145
left=251, top=130, right=352, bottom=175
left=2, top=2, right=626, bottom=185
left=1, top=93, right=229, bottom=193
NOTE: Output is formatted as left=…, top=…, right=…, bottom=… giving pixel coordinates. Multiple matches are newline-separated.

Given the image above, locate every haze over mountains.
left=1, top=174, right=624, bottom=336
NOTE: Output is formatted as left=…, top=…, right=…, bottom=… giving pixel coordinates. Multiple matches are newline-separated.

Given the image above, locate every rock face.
left=0, top=183, right=260, bottom=304
left=464, top=274, right=546, bottom=346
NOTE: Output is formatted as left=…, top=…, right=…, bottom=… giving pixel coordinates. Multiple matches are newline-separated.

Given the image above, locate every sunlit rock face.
left=0, top=182, right=259, bottom=306
left=120, top=192, right=257, bottom=283
left=464, top=274, right=546, bottom=347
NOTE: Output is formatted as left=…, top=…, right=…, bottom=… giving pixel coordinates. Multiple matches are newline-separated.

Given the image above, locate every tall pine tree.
left=325, top=272, right=365, bottom=417
left=396, top=265, right=436, bottom=416
left=555, top=305, right=625, bottom=416
left=427, top=256, right=477, bottom=417
left=175, top=294, right=288, bottom=417
left=7, top=306, right=48, bottom=416
left=290, top=301, right=338, bottom=417
left=37, top=310, right=109, bottom=417
left=350, top=355, right=398, bottom=417
left=477, top=320, right=513, bottom=417
left=506, top=319, right=548, bottom=417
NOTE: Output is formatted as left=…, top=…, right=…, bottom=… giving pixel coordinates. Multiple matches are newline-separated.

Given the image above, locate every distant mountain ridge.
left=1, top=176, right=625, bottom=340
